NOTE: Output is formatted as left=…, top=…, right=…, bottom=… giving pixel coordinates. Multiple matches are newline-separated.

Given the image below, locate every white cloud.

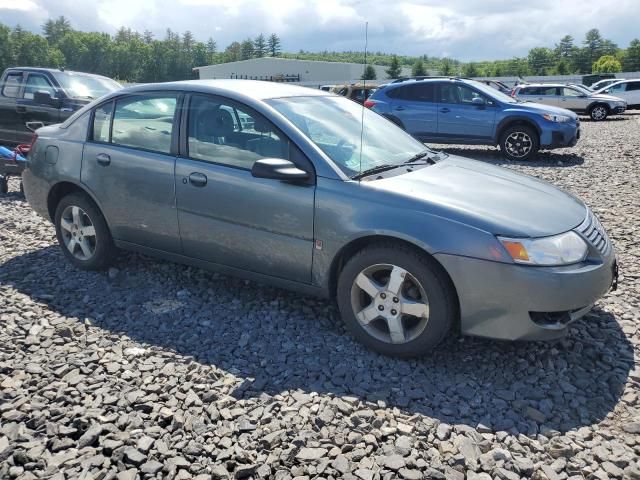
left=1, top=0, right=639, bottom=60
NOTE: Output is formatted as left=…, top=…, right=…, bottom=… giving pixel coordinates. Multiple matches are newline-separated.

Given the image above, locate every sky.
left=1, top=0, right=638, bottom=60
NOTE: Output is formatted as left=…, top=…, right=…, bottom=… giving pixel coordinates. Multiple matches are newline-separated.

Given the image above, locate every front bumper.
left=540, top=120, right=580, bottom=149
left=435, top=249, right=616, bottom=341
left=612, top=105, right=626, bottom=114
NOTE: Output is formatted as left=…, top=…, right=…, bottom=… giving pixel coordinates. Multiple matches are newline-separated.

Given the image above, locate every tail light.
left=363, top=99, right=376, bottom=108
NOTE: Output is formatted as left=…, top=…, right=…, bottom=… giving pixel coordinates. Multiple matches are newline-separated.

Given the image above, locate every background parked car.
left=0, top=67, right=122, bottom=147
left=366, top=77, right=580, bottom=160
left=590, top=78, right=624, bottom=91
left=512, top=83, right=627, bottom=121
left=598, top=79, right=640, bottom=109
left=331, top=83, right=377, bottom=104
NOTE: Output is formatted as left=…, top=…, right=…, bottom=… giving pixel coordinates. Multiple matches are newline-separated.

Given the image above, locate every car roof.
left=120, top=79, right=330, bottom=101
left=6, top=67, right=114, bottom=81
left=517, top=83, right=566, bottom=88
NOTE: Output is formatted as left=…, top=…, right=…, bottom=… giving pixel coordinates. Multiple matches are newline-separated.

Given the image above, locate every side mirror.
left=251, top=158, right=309, bottom=181
left=472, top=97, right=486, bottom=106
left=33, top=90, right=59, bottom=107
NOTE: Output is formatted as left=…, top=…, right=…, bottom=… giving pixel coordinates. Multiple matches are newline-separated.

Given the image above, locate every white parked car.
left=597, top=79, right=640, bottom=109
left=590, top=78, right=623, bottom=91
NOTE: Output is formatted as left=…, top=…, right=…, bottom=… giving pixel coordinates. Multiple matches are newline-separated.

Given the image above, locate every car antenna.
left=358, top=21, right=368, bottom=182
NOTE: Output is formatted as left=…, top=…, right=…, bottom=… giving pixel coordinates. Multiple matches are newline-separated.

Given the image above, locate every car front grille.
left=577, top=209, right=611, bottom=256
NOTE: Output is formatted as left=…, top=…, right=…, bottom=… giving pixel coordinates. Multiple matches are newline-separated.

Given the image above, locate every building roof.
left=193, top=56, right=375, bottom=71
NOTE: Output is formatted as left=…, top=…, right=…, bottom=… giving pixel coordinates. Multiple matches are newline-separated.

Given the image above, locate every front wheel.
left=589, top=104, right=608, bottom=121
left=336, top=244, right=456, bottom=357
left=54, top=192, right=116, bottom=270
left=499, top=125, right=539, bottom=161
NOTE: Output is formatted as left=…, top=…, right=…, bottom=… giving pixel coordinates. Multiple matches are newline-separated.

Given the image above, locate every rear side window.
left=387, top=83, right=435, bottom=102
left=2, top=72, right=24, bottom=98
left=627, top=82, right=640, bottom=91
left=521, top=87, right=558, bottom=95
left=111, top=94, right=178, bottom=154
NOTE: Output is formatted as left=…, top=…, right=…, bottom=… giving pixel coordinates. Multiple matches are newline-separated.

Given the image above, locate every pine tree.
left=206, top=37, right=217, bottom=64
left=412, top=59, right=426, bottom=76
left=240, top=39, right=254, bottom=60
left=267, top=33, right=281, bottom=57
left=253, top=34, right=266, bottom=57
left=361, top=64, right=377, bottom=80
left=385, top=55, right=401, bottom=79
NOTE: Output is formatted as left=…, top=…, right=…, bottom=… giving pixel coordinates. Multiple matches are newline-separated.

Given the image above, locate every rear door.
left=618, top=81, right=640, bottom=105
left=436, top=83, right=496, bottom=139
left=387, top=83, right=438, bottom=138
left=559, top=86, right=586, bottom=111
left=81, top=93, right=181, bottom=253
left=174, top=93, right=315, bottom=283
left=0, top=71, right=25, bottom=145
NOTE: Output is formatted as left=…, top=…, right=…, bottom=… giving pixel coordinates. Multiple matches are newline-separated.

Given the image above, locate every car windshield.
left=53, top=72, right=121, bottom=99
left=267, top=95, right=430, bottom=177
left=466, top=80, right=516, bottom=103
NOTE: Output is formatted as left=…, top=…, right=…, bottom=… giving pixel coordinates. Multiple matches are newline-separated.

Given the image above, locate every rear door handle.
left=96, top=153, right=111, bottom=166
left=16, top=106, right=27, bottom=114
left=440, top=108, right=450, bottom=113
left=395, top=106, right=405, bottom=111
left=188, top=172, right=207, bottom=187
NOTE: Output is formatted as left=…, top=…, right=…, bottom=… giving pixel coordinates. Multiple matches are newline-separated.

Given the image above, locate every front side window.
left=562, top=87, right=582, bottom=97
left=2, top=73, right=24, bottom=98
left=608, top=82, right=627, bottom=93
left=110, top=94, right=177, bottom=154
left=267, top=95, right=427, bottom=177
left=187, top=95, right=289, bottom=170
left=439, top=84, right=488, bottom=104
left=92, top=102, right=113, bottom=143
left=24, top=74, right=56, bottom=100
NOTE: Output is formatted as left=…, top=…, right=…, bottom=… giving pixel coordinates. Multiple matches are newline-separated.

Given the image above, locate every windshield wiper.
left=351, top=164, right=403, bottom=180
left=404, top=150, right=430, bottom=164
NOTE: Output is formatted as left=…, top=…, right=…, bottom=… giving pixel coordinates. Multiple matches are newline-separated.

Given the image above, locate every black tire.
left=0, top=176, right=8, bottom=195
left=336, top=243, right=457, bottom=357
left=589, top=104, right=609, bottom=121
left=54, top=192, right=116, bottom=270
left=499, top=124, right=539, bottom=161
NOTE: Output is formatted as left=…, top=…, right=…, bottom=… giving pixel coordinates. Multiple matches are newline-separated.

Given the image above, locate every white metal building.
left=194, top=57, right=411, bottom=86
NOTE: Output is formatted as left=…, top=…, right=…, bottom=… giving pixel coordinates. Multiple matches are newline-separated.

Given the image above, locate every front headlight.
left=542, top=113, right=572, bottom=123
left=498, top=231, right=588, bottom=266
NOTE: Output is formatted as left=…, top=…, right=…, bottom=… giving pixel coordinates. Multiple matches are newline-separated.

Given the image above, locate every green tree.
left=622, top=38, right=640, bottom=71
left=42, top=16, right=71, bottom=45
left=253, top=34, right=266, bottom=57
left=412, top=59, right=426, bottom=76
left=440, top=58, right=453, bottom=76
left=592, top=55, right=622, bottom=73
left=361, top=64, right=376, bottom=80
left=267, top=33, right=281, bottom=57
left=554, top=35, right=575, bottom=59
left=462, top=62, right=479, bottom=77
left=527, top=47, right=554, bottom=75
left=205, top=37, right=217, bottom=64
left=385, top=55, right=401, bottom=78
left=224, top=41, right=242, bottom=62
left=0, top=23, right=12, bottom=73
left=240, top=38, right=254, bottom=60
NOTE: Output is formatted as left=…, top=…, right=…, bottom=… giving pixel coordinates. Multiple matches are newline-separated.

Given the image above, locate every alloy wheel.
left=591, top=106, right=607, bottom=121
left=505, top=131, right=533, bottom=158
left=59, top=205, right=97, bottom=261
left=350, top=263, right=430, bottom=344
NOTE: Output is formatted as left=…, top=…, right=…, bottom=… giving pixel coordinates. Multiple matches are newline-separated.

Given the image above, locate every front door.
left=81, top=93, right=181, bottom=253
left=436, top=83, right=496, bottom=139
left=175, top=94, right=315, bottom=283
left=559, top=87, right=586, bottom=111
left=15, top=73, right=62, bottom=143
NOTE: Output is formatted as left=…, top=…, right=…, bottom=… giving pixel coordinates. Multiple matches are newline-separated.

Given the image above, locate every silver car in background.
left=513, top=83, right=627, bottom=121
left=22, top=80, right=618, bottom=357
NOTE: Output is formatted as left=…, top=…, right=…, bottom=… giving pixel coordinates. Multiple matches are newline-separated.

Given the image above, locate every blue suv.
left=365, top=78, right=580, bottom=161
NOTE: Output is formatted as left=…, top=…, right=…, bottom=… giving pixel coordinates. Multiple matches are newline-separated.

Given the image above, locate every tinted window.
left=2, top=72, right=23, bottom=98
left=111, top=94, right=177, bottom=154
left=187, top=95, right=289, bottom=170
left=439, top=84, right=488, bottom=104
left=24, top=74, right=56, bottom=100
left=521, top=86, right=558, bottom=96
left=608, top=83, right=626, bottom=93
left=627, top=82, right=640, bottom=91
left=397, top=83, right=435, bottom=102
left=92, top=102, right=113, bottom=142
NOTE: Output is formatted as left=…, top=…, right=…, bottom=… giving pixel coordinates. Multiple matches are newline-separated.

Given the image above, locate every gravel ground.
left=1, top=113, right=639, bottom=480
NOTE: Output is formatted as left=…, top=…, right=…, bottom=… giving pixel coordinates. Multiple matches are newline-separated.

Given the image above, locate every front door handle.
left=395, top=106, right=405, bottom=111
left=16, top=106, right=27, bottom=114
left=96, top=153, right=111, bottom=166
left=440, top=108, right=451, bottom=113
left=188, top=172, right=207, bottom=187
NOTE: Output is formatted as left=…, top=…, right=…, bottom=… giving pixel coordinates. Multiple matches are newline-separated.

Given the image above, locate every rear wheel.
left=589, top=104, right=608, bottom=121
left=499, top=125, right=539, bottom=161
left=54, top=193, right=116, bottom=270
left=336, top=243, right=456, bottom=357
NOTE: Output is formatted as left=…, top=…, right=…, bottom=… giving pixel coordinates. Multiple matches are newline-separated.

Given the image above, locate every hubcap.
left=505, top=131, right=533, bottom=158
left=350, top=264, right=430, bottom=345
left=592, top=107, right=606, bottom=120
left=60, top=205, right=97, bottom=260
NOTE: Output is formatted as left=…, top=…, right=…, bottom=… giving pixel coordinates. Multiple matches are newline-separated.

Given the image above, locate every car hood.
left=370, top=155, right=586, bottom=237
left=512, top=101, right=578, bottom=118
left=589, top=93, right=625, bottom=102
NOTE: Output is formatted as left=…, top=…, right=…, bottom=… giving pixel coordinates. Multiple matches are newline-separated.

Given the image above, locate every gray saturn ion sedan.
left=22, top=80, right=618, bottom=357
